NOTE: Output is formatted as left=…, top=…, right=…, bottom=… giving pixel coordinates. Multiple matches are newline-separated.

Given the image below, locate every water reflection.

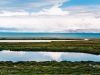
left=0, top=50, right=100, bottom=62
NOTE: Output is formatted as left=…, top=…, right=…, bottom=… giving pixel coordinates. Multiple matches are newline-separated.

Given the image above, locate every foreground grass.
left=0, top=61, right=100, bottom=75
left=0, top=40, right=100, bottom=55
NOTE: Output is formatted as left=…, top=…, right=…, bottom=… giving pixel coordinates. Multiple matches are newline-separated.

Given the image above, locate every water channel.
left=0, top=51, right=100, bottom=62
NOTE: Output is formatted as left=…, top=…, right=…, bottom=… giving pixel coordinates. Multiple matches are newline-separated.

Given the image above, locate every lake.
left=0, top=51, right=100, bottom=62
left=0, top=32, right=100, bottom=38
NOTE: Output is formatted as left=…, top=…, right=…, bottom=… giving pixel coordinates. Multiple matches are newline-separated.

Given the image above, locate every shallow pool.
left=0, top=51, right=100, bottom=62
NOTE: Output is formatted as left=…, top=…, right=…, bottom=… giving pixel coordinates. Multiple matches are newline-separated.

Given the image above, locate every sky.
left=0, top=0, right=100, bottom=32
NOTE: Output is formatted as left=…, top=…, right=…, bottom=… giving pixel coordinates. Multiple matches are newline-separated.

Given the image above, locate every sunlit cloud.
left=2, top=50, right=26, bottom=56
left=0, top=0, right=69, bottom=10
left=0, top=0, right=100, bottom=32
left=31, top=3, right=69, bottom=16
left=0, top=15, right=100, bottom=32
left=39, top=52, right=67, bottom=60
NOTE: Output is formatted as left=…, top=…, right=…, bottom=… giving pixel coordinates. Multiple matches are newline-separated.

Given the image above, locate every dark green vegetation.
left=0, top=40, right=100, bottom=55
left=0, top=61, right=100, bottom=75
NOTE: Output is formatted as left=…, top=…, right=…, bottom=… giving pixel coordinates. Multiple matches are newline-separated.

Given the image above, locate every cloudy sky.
left=0, top=0, right=100, bottom=32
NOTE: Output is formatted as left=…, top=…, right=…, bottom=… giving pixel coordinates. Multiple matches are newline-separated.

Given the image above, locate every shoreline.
left=0, top=40, right=86, bottom=42
left=0, top=40, right=100, bottom=55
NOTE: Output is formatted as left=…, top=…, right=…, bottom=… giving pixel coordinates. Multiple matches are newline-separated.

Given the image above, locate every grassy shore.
left=0, top=61, right=100, bottom=75
left=0, top=39, right=100, bottom=55
left=0, top=37, right=84, bottom=40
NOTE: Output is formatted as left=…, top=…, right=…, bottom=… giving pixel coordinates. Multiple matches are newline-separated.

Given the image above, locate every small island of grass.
left=0, top=38, right=100, bottom=55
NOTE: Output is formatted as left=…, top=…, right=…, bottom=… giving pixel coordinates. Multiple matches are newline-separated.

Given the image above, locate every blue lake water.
left=0, top=51, right=100, bottom=62
left=0, top=32, right=100, bottom=38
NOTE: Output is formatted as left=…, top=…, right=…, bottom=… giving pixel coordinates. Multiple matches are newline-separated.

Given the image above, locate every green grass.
left=0, top=40, right=100, bottom=55
left=0, top=61, right=100, bottom=75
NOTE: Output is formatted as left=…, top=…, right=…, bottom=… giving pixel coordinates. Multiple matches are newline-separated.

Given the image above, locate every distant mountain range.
left=56, top=29, right=100, bottom=33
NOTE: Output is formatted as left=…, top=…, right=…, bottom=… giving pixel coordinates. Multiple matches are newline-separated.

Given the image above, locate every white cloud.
left=39, top=52, right=87, bottom=61
left=0, top=11, right=29, bottom=16
left=0, top=0, right=69, bottom=11
left=0, top=16, right=100, bottom=32
left=0, top=3, right=69, bottom=16
left=39, top=52, right=67, bottom=60
left=31, top=3, right=69, bottom=16
left=0, top=15, right=100, bottom=32
left=0, top=3, right=100, bottom=32
left=2, top=50, right=26, bottom=56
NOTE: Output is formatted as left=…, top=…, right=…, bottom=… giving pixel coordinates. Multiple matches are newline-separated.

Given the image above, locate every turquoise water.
left=0, top=32, right=100, bottom=38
